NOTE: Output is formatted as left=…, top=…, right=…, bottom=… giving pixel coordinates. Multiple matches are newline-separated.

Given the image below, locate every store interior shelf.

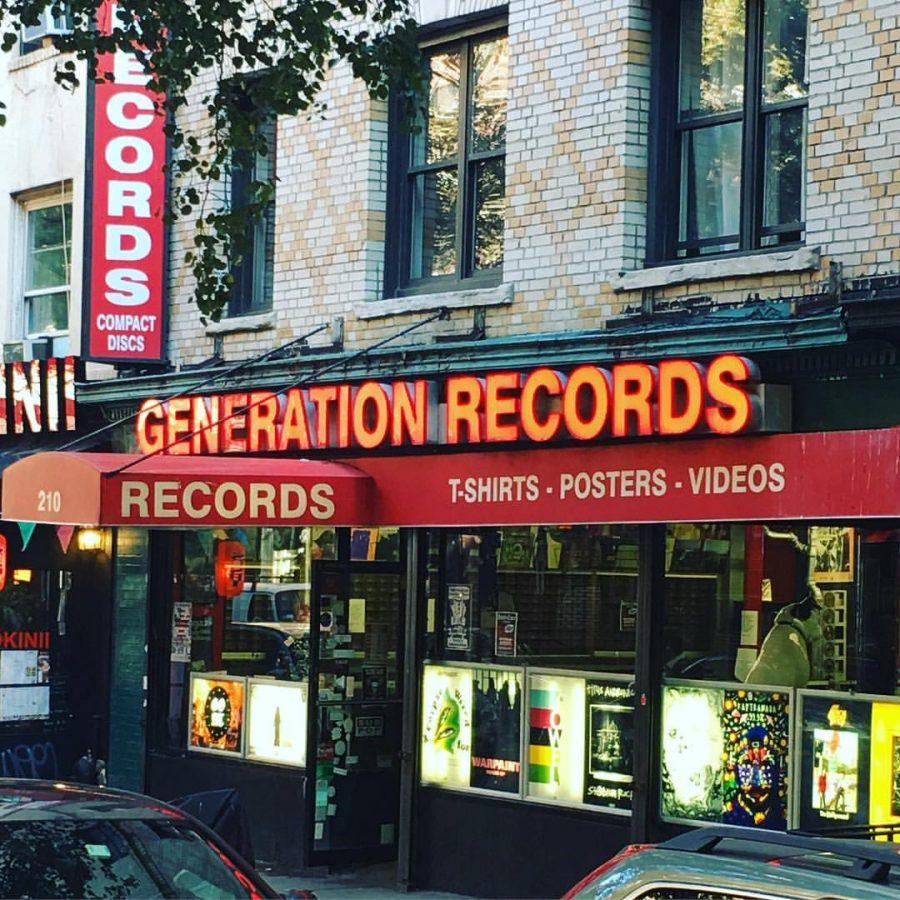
left=495, top=568, right=718, bottom=580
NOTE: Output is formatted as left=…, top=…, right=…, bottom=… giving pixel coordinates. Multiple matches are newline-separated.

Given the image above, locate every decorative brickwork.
left=162, top=0, right=899, bottom=368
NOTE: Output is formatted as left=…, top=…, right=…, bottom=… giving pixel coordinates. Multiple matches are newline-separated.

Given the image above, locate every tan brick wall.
left=163, top=0, right=900, bottom=368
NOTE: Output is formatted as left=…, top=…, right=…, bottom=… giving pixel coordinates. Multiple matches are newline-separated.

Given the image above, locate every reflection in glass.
left=413, top=51, right=460, bottom=165
left=763, top=0, right=808, bottom=102
left=410, top=168, right=458, bottom=279
left=679, top=122, right=742, bottom=252
left=679, top=0, right=746, bottom=116
left=472, top=36, right=508, bottom=154
left=474, top=158, right=505, bottom=270
left=26, top=204, right=72, bottom=291
left=763, top=108, right=806, bottom=231
left=26, top=292, right=68, bottom=335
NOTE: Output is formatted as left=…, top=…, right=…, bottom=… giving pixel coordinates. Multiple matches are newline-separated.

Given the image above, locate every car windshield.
left=0, top=818, right=259, bottom=899
left=274, top=590, right=303, bottom=622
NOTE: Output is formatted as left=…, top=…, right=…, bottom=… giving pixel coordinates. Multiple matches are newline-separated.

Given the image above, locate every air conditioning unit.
left=21, top=5, right=72, bottom=46
left=23, top=338, right=51, bottom=361
left=2, top=342, right=23, bottom=363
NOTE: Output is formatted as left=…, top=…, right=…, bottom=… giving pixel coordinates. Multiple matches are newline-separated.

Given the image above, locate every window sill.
left=9, top=45, right=61, bottom=72
left=612, top=246, right=821, bottom=293
left=356, top=282, right=513, bottom=321
left=205, top=311, right=275, bottom=336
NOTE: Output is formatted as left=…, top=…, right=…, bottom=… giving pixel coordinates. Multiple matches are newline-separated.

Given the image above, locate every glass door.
left=308, top=558, right=404, bottom=865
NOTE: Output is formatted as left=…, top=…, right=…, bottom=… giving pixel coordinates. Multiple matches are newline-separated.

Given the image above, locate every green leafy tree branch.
left=0, top=0, right=422, bottom=323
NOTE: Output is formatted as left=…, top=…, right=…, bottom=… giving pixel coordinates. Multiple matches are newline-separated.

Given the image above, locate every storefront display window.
left=796, top=690, right=900, bottom=832
left=420, top=663, right=633, bottom=814
left=660, top=681, right=790, bottom=828
left=426, top=526, right=638, bottom=671
left=0, top=579, right=52, bottom=722
left=662, top=522, right=899, bottom=692
left=421, top=525, right=638, bottom=814
left=660, top=521, right=900, bottom=832
left=166, top=526, right=334, bottom=766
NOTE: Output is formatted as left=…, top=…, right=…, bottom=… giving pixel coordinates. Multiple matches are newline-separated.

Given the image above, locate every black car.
left=0, top=780, right=279, bottom=898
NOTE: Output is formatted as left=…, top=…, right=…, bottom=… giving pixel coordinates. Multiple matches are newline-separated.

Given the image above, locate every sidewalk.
left=263, top=862, right=473, bottom=899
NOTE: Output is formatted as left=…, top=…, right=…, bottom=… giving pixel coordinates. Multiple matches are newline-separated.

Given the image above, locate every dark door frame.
left=304, top=548, right=407, bottom=868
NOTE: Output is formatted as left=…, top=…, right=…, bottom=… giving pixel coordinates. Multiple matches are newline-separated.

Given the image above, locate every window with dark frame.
left=227, top=114, right=276, bottom=318
left=652, top=0, right=808, bottom=261
left=389, top=26, right=508, bottom=296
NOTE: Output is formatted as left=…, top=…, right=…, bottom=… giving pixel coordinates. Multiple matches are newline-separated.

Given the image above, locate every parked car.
left=563, top=826, right=900, bottom=899
left=0, top=779, right=280, bottom=898
left=222, top=621, right=310, bottom=680
left=232, top=583, right=310, bottom=625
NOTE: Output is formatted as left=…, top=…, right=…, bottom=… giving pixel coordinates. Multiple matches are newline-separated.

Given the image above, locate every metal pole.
left=397, top=528, right=422, bottom=891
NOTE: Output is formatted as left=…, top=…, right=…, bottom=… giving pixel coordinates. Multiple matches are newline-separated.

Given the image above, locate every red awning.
left=1, top=452, right=372, bottom=527
left=4, top=427, right=900, bottom=529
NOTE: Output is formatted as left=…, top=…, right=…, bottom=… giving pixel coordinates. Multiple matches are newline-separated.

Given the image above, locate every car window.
left=120, top=819, right=257, bottom=899
left=274, top=590, right=305, bottom=622
left=247, top=593, right=272, bottom=622
left=223, top=627, right=282, bottom=676
left=0, top=819, right=258, bottom=899
left=629, top=889, right=778, bottom=900
left=0, top=820, right=161, bottom=899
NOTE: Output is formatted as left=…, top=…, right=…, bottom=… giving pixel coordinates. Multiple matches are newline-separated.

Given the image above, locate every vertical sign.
left=83, top=0, right=167, bottom=362
left=445, top=584, right=472, bottom=652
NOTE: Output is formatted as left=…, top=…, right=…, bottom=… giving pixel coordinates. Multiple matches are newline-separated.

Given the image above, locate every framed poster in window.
left=525, top=671, right=585, bottom=806
left=188, top=673, right=246, bottom=756
left=660, top=680, right=791, bottom=829
left=469, top=667, right=522, bottom=795
left=583, top=677, right=634, bottom=812
left=245, top=678, right=308, bottom=767
left=796, top=691, right=871, bottom=830
left=810, top=527, right=855, bottom=583
left=420, top=665, right=473, bottom=789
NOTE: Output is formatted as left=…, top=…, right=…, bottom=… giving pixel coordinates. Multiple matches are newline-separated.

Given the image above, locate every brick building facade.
left=157, top=0, right=896, bottom=370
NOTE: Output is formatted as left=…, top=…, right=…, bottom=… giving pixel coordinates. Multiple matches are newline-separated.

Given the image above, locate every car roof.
left=0, top=780, right=190, bottom=823
left=240, top=583, right=306, bottom=594
left=604, top=848, right=900, bottom=899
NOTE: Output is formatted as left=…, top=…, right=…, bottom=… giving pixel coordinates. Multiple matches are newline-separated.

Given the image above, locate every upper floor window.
left=24, top=198, right=71, bottom=352
left=20, top=4, right=73, bottom=55
left=228, top=115, right=276, bottom=317
left=388, top=27, right=508, bottom=296
left=651, top=0, right=808, bottom=260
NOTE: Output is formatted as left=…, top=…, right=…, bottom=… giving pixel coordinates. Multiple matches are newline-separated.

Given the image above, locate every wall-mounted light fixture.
left=12, top=568, right=32, bottom=583
left=77, top=528, right=104, bottom=552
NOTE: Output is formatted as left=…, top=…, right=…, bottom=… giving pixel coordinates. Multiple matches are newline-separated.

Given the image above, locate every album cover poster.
left=660, top=685, right=724, bottom=822
left=798, top=695, right=871, bottom=830
left=469, top=668, right=522, bottom=794
left=188, top=674, right=245, bottom=755
left=583, top=679, right=634, bottom=811
left=721, top=689, right=790, bottom=829
left=420, top=665, right=472, bottom=789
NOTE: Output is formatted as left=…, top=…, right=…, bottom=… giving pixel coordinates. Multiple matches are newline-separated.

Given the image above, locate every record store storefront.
left=5, top=352, right=900, bottom=896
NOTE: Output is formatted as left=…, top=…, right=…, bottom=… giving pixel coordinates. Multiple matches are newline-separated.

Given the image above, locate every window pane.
left=474, top=158, right=505, bottom=270
left=26, top=291, right=68, bottom=335
left=27, top=247, right=69, bottom=290
left=763, top=107, right=806, bottom=231
left=679, top=122, right=742, bottom=252
left=471, top=36, right=508, bottom=154
left=763, top=0, right=808, bottom=103
left=679, top=0, right=746, bottom=116
left=429, top=526, right=639, bottom=671
left=413, top=51, right=460, bottom=166
left=26, top=204, right=72, bottom=291
left=409, top=168, right=457, bottom=279
left=28, top=204, right=69, bottom=250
